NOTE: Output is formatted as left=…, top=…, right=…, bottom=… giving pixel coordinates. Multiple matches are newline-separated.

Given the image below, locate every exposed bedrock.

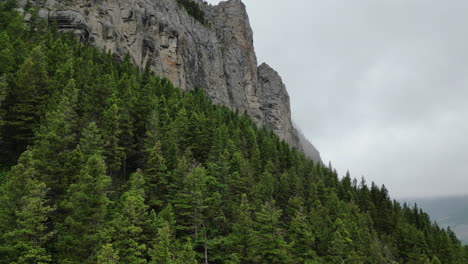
left=21, top=0, right=322, bottom=163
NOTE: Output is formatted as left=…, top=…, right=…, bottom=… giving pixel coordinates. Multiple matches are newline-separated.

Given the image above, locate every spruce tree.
left=96, top=244, right=120, bottom=264
left=6, top=180, right=54, bottom=264
left=56, top=154, right=112, bottom=263
left=112, top=171, right=149, bottom=264
left=174, top=166, right=209, bottom=238
left=149, top=221, right=175, bottom=264
left=0, top=78, right=6, bottom=140
left=253, top=200, right=291, bottom=264
left=0, top=151, right=54, bottom=264
left=174, top=239, right=198, bottom=264
left=228, top=194, right=255, bottom=263
left=102, top=101, right=124, bottom=177
left=79, top=122, right=104, bottom=157
left=288, top=202, right=316, bottom=262
left=7, top=45, right=50, bottom=148
left=144, top=140, right=168, bottom=211
left=0, top=31, right=14, bottom=75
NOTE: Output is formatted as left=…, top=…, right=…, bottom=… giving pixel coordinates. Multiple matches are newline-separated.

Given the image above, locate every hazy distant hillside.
left=405, top=196, right=468, bottom=245
left=295, top=125, right=323, bottom=164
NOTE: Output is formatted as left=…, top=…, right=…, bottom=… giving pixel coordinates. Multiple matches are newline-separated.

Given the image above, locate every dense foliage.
left=177, top=0, right=206, bottom=24
left=0, top=3, right=467, bottom=264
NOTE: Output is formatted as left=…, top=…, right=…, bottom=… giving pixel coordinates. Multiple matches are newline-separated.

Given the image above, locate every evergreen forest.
left=0, top=3, right=467, bottom=263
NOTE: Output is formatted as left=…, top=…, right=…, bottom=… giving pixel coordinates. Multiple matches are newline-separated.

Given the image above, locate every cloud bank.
left=206, top=0, right=468, bottom=198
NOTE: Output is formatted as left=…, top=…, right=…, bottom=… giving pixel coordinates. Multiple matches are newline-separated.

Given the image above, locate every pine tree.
left=174, top=239, right=198, bottom=264
left=174, top=166, right=212, bottom=263
left=288, top=202, right=316, bottom=262
left=149, top=221, right=175, bottom=264
left=226, top=151, right=251, bottom=201
left=96, top=244, right=120, bottom=264
left=228, top=194, right=255, bottom=263
left=112, top=171, right=149, bottom=264
left=0, top=78, right=7, bottom=140
left=0, top=31, right=14, bottom=78
left=79, top=122, right=104, bottom=157
left=6, top=45, right=50, bottom=148
left=7, top=180, right=54, bottom=264
left=174, top=166, right=209, bottom=238
left=431, top=256, right=442, bottom=264
left=168, top=153, right=191, bottom=204
left=144, top=140, right=168, bottom=211
left=11, top=82, right=81, bottom=225
left=147, top=205, right=177, bottom=263
left=254, top=161, right=276, bottom=201
left=253, top=200, right=291, bottom=264
left=102, top=101, right=124, bottom=177
left=0, top=152, right=54, bottom=264
left=56, top=154, right=112, bottom=263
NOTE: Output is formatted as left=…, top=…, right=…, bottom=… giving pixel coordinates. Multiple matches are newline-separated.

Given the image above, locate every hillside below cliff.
left=1, top=3, right=468, bottom=263
left=17, top=0, right=321, bottom=163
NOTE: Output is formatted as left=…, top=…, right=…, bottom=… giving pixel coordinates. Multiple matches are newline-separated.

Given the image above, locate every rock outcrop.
left=20, top=0, right=321, bottom=162
left=257, top=63, right=298, bottom=147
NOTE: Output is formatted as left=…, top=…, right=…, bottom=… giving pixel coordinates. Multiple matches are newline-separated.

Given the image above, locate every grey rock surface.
left=257, top=63, right=298, bottom=147
left=22, top=0, right=321, bottom=162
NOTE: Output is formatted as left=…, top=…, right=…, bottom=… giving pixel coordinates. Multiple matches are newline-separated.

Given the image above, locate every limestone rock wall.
left=21, top=0, right=321, bottom=162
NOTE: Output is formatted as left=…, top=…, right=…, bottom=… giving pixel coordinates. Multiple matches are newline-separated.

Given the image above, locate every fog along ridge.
left=18, top=0, right=322, bottom=163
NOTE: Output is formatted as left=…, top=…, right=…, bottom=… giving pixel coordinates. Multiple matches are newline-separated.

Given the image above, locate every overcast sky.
left=206, top=0, right=468, bottom=198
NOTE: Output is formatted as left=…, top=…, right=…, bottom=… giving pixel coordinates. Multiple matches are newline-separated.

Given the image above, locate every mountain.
left=1, top=1, right=467, bottom=263
left=405, top=196, right=468, bottom=245
left=15, top=0, right=321, bottom=163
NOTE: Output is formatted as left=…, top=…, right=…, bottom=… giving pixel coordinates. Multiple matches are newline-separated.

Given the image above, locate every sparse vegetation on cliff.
left=177, top=0, right=206, bottom=24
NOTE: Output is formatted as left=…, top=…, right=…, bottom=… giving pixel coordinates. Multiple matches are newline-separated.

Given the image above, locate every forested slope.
left=0, top=3, right=467, bottom=263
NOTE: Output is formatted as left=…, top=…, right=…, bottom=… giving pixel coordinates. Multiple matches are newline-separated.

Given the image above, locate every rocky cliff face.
left=19, top=0, right=321, bottom=163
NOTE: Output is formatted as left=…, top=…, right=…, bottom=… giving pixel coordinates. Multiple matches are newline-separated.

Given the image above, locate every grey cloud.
left=207, top=0, right=468, bottom=198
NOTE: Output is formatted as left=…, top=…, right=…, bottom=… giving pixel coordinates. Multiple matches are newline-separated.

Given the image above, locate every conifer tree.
left=7, top=46, right=50, bottom=147
left=102, top=101, right=124, bottom=177
left=96, top=244, right=120, bottom=264
left=174, top=166, right=212, bottom=263
left=431, top=256, right=442, bottom=264
left=144, top=140, right=168, bottom=210
left=174, top=239, right=198, bottom=264
left=79, top=122, right=104, bottom=157
left=174, top=166, right=209, bottom=238
left=31, top=78, right=80, bottom=198
left=168, top=152, right=191, bottom=204
left=149, top=221, right=175, bottom=264
left=6, top=180, right=54, bottom=264
left=226, top=151, right=251, bottom=200
left=0, top=31, right=14, bottom=75
left=0, top=151, right=54, bottom=264
left=0, top=78, right=6, bottom=140
left=327, top=219, right=352, bottom=264
left=112, top=171, right=149, bottom=264
left=288, top=202, right=316, bottom=262
left=253, top=200, right=291, bottom=264
left=56, top=154, right=112, bottom=263
left=255, top=161, right=276, bottom=201
left=228, top=194, right=255, bottom=263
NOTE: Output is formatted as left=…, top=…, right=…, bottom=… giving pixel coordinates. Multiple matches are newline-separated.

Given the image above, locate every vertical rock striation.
left=21, top=0, right=321, bottom=163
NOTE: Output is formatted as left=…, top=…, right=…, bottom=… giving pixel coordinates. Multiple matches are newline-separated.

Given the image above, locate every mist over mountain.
left=404, top=196, right=468, bottom=245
